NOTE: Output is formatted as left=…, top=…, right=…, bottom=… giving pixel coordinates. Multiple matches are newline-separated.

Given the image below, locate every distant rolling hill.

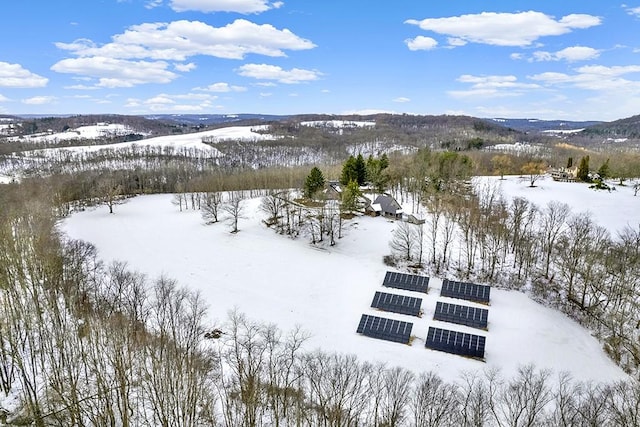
left=488, top=118, right=602, bottom=133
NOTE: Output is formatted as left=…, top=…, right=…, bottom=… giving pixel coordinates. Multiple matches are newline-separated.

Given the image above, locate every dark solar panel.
left=440, top=279, right=490, bottom=304
left=383, top=271, right=429, bottom=293
left=425, top=327, right=486, bottom=359
left=371, top=291, right=422, bottom=317
left=433, top=301, right=488, bottom=330
left=356, top=314, right=413, bottom=344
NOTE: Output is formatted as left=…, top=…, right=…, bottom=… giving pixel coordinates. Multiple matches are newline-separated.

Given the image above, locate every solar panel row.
left=356, top=314, right=413, bottom=344
left=441, top=279, right=491, bottom=304
left=425, top=327, right=486, bottom=359
left=383, top=271, right=429, bottom=293
left=371, top=291, right=422, bottom=317
left=433, top=301, right=488, bottom=330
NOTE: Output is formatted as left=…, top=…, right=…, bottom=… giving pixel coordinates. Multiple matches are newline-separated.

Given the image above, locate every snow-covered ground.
left=478, top=175, right=639, bottom=234
left=9, top=123, right=141, bottom=143
left=484, top=142, right=542, bottom=154
left=18, top=125, right=280, bottom=159
left=61, top=176, right=635, bottom=383
left=0, top=175, right=14, bottom=184
left=301, top=120, right=376, bottom=128
left=541, top=128, right=585, bottom=135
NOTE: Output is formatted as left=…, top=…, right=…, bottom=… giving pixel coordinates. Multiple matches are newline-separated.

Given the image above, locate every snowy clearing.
left=18, top=125, right=279, bottom=159
left=9, top=123, right=141, bottom=143
left=477, top=175, right=639, bottom=234
left=301, top=120, right=376, bottom=128
left=61, top=179, right=633, bottom=383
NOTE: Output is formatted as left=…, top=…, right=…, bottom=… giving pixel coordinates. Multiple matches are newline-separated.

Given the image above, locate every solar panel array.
left=425, top=327, right=486, bottom=359
left=383, top=271, right=429, bottom=293
left=441, top=279, right=491, bottom=304
left=371, top=291, right=422, bottom=317
left=356, top=314, right=413, bottom=344
left=434, top=301, right=488, bottom=330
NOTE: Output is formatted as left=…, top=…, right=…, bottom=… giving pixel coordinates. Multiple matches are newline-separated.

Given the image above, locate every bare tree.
left=223, top=191, right=245, bottom=233
left=412, top=371, right=458, bottom=427
left=487, top=365, right=552, bottom=427
left=390, top=221, right=417, bottom=262
left=96, top=175, right=124, bottom=214
left=539, top=201, right=571, bottom=279
left=260, top=191, right=287, bottom=227
left=201, top=191, right=223, bottom=224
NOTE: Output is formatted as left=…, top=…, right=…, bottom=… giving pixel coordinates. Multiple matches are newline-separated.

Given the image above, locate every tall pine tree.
left=577, top=156, right=590, bottom=182
left=304, top=166, right=325, bottom=199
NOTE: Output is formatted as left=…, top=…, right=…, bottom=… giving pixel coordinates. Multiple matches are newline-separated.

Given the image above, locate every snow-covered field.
left=9, top=123, right=140, bottom=143
left=301, top=120, right=376, bottom=128
left=478, top=175, right=639, bottom=234
left=18, top=125, right=282, bottom=160
left=61, top=175, right=636, bottom=383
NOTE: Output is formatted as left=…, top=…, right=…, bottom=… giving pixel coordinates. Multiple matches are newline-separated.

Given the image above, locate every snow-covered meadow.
left=61, top=175, right=637, bottom=384
left=9, top=123, right=141, bottom=143
left=21, top=125, right=279, bottom=158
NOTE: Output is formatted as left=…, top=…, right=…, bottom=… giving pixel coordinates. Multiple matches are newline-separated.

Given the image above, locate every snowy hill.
left=61, top=178, right=634, bottom=383
left=9, top=123, right=143, bottom=143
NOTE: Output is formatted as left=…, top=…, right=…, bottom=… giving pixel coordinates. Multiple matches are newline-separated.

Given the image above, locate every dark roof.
left=373, top=195, right=401, bottom=214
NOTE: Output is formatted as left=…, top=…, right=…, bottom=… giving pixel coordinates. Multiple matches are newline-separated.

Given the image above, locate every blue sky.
left=1, top=1, right=640, bottom=120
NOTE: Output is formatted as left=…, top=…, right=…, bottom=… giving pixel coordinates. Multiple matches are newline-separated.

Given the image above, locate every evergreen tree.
left=304, top=166, right=325, bottom=199
left=340, top=180, right=361, bottom=213
left=577, top=156, right=591, bottom=182
left=366, top=155, right=390, bottom=193
left=379, top=153, right=389, bottom=170
left=597, top=159, right=611, bottom=179
left=355, top=154, right=367, bottom=185
left=340, top=156, right=358, bottom=185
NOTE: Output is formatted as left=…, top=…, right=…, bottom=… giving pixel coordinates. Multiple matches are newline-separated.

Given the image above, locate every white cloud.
left=196, top=82, right=247, bottom=92
left=556, top=46, right=600, bottom=62
left=405, top=11, right=601, bottom=47
left=64, top=84, right=99, bottom=90
left=405, top=36, right=438, bottom=51
left=55, top=19, right=315, bottom=61
left=393, top=97, right=410, bottom=103
left=532, top=46, right=600, bottom=62
left=170, top=0, right=283, bottom=14
left=0, top=62, right=48, bottom=88
left=51, top=57, right=178, bottom=87
left=0, top=94, right=9, bottom=102
left=22, top=96, right=56, bottom=105
left=259, top=92, right=273, bottom=97
left=146, top=0, right=163, bottom=8
left=449, top=74, right=540, bottom=98
left=237, top=63, right=321, bottom=83
left=127, top=92, right=216, bottom=112
left=625, top=5, right=640, bottom=18
left=447, top=37, right=467, bottom=47
left=174, top=62, right=197, bottom=72
left=530, top=65, right=640, bottom=92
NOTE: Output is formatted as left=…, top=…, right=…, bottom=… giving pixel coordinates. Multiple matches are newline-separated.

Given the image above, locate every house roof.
left=373, top=195, right=402, bottom=214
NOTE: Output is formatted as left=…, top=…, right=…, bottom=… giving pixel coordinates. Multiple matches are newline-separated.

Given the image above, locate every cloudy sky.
left=1, top=1, right=640, bottom=120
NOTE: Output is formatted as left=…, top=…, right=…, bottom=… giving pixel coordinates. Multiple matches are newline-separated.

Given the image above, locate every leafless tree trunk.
left=390, top=221, right=417, bottom=262
left=202, top=191, right=223, bottom=224
left=223, top=191, right=245, bottom=233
